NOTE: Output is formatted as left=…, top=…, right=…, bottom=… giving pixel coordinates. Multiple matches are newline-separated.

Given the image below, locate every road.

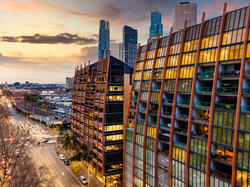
left=9, top=102, right=84, bottom=187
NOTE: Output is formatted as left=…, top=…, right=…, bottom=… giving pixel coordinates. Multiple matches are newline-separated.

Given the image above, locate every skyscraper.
left=98, top=20, right=110, bottom=59
left=173, top=2, right=197, bottom=31
left=149, top=11, right=163, bottom=38
left=123, top=25, right=138, bottom=67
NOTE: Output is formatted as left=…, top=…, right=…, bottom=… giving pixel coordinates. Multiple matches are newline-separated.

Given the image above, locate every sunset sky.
left=0, top=0, right=248, bottom=84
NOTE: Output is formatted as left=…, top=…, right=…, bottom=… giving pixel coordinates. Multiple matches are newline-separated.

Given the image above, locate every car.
left=64, top=160, right=70, bottom=165
left=47, top=140, right=57, bottom=144
left=59, top=154, right=65, bottom=160
left=41, top=139, right=49, bottom=143
left=79, top=176, right=88, bottom=185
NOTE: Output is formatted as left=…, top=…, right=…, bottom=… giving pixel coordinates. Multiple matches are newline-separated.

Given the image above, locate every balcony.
left=191, top=131, right=208, bottom=140
left=131, top=96, right=138, bottom=101
left=159, top=123, right=171, bottom=131
left=193, top=101, right=210, bottom=109
left=176, top=114, right=189, bottom=122
left=192, top=116, right=209, bottom=125
left=139, top=108, right=146, bottom=113
left=174, top=127, right=188, bottom=135
left=159, top=135, right=170, bottom=144
left=173, top=140, right=187, bottom=149
left=242, top=88, right=250, bottom=95
left=128, top=115, right=135, bottom=121
left=152, top=87, right=161, bottom=92
left=149, top=109, right=158, bottom=115
left=218, top=70, right=240, bottom=79
left=197, top=71, right=214, bottom=79
left=245, top=69, right=250, bottom=77
left=215, top=103, right=236, bottom=111
left=161, top=111, right=172, bottom=118
left=148, top=121, right=157, bottom=128
left=241, top=105, right=250, bottom=113
left=195, top=87, right=212, bottom=94
left=176, top=100, right=190, bottom=107
left=162, top=99, right=173, bottom=106
left=158, top=149, right=169, bottom=157
left=137, top=119, right=145, bottom=124
left=210, top=169, right=232, bottom=184
left=217, top=87, right=238, bottom=95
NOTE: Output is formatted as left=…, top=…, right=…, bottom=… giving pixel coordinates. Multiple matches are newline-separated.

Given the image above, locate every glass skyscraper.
left=149, top=11, right=163, bottom=38
left=98, top=20, right=110, bottom=59
left=123, top=25, right=138, bottom=67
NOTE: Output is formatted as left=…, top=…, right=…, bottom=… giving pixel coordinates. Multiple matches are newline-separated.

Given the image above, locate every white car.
left=59, top=154, right=65, bottom=160
left=79, top=176, right=88, bottom=184
left=47, top=140, right=57, bottom=144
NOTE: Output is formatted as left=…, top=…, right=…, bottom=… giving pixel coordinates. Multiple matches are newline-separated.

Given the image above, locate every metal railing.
left=210, top=169, right=232, bottom=184
left=195, top=87, right=212, bottom=93
left=162, top=111, right=171, bottom=117
left=176, top=100, right=190, bottom=106
left=173, top=141, right=187, bottom=149
left=137, top=119, right=145, bottom=124
left=241, top=105, right=250, bottom=113
left=244, top=70, right=250, bottom=76
left=215, top=103, right=236, bottom=111
left=192, top=116, right=209, bottom=125
left=159, top=135, right=170, bottom=143
left=193, top=101, right=210, bottom=109
left=217, top=87, right=238, bottom=94
left=148, top=121, right=157, bottom=127
left=162, top=99, right=173, bottom=104
left=242, top=88, right=250, bottom=94
left=152, top=87, right=161, bottom=91
left=159, top=124, right=171, bottom=131
left=176, top=114, right=189, bottom=121
left=218, top=70, right=240, bottom=77
left=197, top=71, right=214, bottom=78
left=149, top=109, right=158, bottom=114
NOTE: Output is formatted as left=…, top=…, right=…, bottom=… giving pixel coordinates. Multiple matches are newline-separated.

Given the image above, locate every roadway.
left=7, top=100, right=84, bottom=187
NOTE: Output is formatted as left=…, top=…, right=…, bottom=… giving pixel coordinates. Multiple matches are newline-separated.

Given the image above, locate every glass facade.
left=123, top=4, right=250, bottom=187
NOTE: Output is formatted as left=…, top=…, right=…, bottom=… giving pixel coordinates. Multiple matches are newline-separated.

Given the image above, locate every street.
left=8, top=102, right=84, bottom=187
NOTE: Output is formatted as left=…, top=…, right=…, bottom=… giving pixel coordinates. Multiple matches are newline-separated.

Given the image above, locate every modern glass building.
left=98, top=20, right=110, bottom=60
left=124, top=3, right=250, bottom=187
left=123, top=25, right=138, bottom=67
left=71, top=53, right=133, bottom=186
left=149, top=11, right=163, bottom=38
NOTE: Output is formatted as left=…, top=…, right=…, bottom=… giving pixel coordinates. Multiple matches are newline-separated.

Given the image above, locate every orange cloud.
left=3, top=13, right=20, bottom=19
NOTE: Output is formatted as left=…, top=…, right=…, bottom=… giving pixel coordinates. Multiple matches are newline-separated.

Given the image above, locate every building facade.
left=98, top=20, right=110, bottom=60
left=123, top=25, right=138, bottom=67
left=124, top=4, right=250, bottom=187
left=173, top=2, right=197, bottom=32
left=66, top=77, right=74, bottom=89
left=71, top=54, right=133, bottom=186
left=149, top=11, right=163, bottom=38
left=119, top=43, right=123, bottom=61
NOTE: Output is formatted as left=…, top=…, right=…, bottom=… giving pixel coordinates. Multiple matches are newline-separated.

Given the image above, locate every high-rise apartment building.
left=124, top=4, right=250, bottom=187
left=173, top=2, right=197, bottom=31
left=149, top=11, right=163, bottom=38
left=71, top=53, right=133, bottom=186
left=66, top=77, right=74, bottom=89
left=119, top=43, right=123, bottom=61
left=122, top=25, right=138, bottom=67
left=98, top=20, right=110, bottom=59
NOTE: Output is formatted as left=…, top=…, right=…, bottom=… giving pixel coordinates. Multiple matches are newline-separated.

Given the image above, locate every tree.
left=0, top=103, right=51, bottom=187
left=70, top=143, right=92, bottom=163
left=23, top=94, right=41, bottom=103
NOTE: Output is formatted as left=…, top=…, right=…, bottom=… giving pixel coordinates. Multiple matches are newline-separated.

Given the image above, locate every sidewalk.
left=54, top=144, right=103, bottom=187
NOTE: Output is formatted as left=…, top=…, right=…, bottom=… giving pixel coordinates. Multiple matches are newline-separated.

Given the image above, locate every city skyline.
left=0, top=0, right=248, bottom=83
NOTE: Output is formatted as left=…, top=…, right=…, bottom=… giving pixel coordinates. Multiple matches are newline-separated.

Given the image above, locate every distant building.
left=14, top=82, right=20, bottom=87
left=66, top=77, right=74, bottom=89
left=98, top=20, right=110, bottom=59
left=25, top=81, right=30, bottom=86
left=149, top=11, right=163, bottom=38
left=173, top=2, right=197, bottom=31
left=123, top=25, right=138, bottom=67
left=119, top=43, right=123, bottom=61
left=4, top=82, right=8, bottom=89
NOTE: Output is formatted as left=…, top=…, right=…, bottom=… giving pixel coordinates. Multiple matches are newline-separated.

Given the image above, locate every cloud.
left=0, top=33, right=98, bottom=45
left=2, top=13, right=20, bottom=19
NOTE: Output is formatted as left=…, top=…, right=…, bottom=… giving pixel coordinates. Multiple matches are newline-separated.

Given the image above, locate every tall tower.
left=173, top=2, right=197, bottom=31
left=119, top=43, right=123, bottom=61
left=123, top=25, right=138, bottom=67
left=98, top=20, right=110, bottom=59
left=149, top=11, right=163, bottom=38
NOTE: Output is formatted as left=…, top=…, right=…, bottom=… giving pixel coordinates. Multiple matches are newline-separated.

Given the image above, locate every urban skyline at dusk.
left=0, top=0, right=247, bottom=84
